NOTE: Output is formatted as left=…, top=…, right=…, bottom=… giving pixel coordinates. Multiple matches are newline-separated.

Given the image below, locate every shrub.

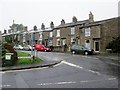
left=106, top=36, right=120, bottom=53
left=2, top=43, right=18, bottom=67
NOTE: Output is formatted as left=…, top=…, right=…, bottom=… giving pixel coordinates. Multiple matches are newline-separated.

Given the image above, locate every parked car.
left=23, top=45, right=34, bottom=51
left=35, top=44, right=51, bottom=52
left=71, top=44, right=94, bottom=55
left=13, top=45, right=23, bottom=50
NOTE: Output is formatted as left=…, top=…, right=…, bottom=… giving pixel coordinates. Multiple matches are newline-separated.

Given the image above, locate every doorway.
left=94, top=41, right=99, bottom=52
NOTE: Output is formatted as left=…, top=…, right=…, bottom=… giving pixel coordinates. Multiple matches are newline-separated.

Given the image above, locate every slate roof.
left=79, top=17, right=118, bottom=28
left=54, top=19, right=89, bottom=29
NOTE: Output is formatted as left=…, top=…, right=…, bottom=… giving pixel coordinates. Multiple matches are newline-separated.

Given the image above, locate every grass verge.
left=17, top=51, right=31, bottom=57
left=16, top=57, right=43, bottom=66
left=16, top=51, right=43, bottom=66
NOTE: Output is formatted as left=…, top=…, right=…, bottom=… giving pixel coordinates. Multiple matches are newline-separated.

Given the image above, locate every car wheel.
left=45, top=50, right=47, bottom=52
left=72, top=51, right=76, bottom=54
left=84, top=51, right=88, bottom=55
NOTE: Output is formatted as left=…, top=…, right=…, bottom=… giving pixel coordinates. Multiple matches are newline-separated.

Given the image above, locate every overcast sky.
left=0, top=0, right=119, bottom=32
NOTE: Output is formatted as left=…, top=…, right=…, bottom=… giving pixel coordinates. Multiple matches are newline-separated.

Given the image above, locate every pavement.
left=1, top=56, right=62, bottom=71
left=95, top=55, right=120, bottom=61
left=1, top=53, right=119, bottom=71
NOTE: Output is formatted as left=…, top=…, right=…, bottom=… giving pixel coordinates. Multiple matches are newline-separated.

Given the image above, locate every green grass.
left=16, top=57, right=43, bottom=66
left=16, top=51, right=43, bottom=66
left=17, top=51, right=31, bottom=57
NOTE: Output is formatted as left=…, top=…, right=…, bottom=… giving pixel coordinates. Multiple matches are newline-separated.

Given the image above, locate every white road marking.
left=62, top=60, right=101, bottom=75
left=108, top=78, right=116, bottom=80
left=53, top=61, right=63, bottom=67
left=0, top=72, right=5, bottom=74
left=0, top=84, right=11, bottom=87
left=105, top=62, right=119, bottom=66
left=81, top=56, right=99, bottom=60
left=37, top=78, right=117, bottom=86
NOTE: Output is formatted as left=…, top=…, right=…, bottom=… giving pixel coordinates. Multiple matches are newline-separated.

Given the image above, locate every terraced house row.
left=1, top=12, right=119, bottom=53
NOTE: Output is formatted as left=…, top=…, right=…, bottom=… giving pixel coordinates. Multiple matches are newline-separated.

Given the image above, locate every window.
left=85, top=40, right=90, bottom=49
left=62, top=39, right=66, bottom=45
left=71, top=27, right=75, bottom=35
left=85, top=27, right=91, bottom=37
left=30, top=33, right=33, bottom=38
left=39, top=32, right=42, bottom=39
left=23, top=37, right=26, bottom=42
left=50, top=32, right=53, bottom=37
left=18, top=35, right=20, bottom=41
left=39, top=40, right=42, bottom=44
left=48, top=40, right=53, bottom=46
left=57, top=38, right=60, bottom=46
left=56, top=30, right=60, bottom=37
left=71, top=37, right=75, bottom=45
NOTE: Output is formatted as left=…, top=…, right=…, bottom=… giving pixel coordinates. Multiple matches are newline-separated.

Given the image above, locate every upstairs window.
left=56, top=30, right=60, bottom=37
left=71, top=27, right=75, bottom=35
left=85, top=27, right=91, bottom=37
left=50, top=32, right=53, bottom=37
left=39, top=32, right=42, bottom=38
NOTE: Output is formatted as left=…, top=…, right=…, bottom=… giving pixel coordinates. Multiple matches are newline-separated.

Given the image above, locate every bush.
left=2, top=43, right=18, bottom=67
left=106, top=36, right=120, bottom=53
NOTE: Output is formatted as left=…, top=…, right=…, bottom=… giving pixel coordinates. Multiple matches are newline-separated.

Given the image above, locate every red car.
left=35, top=44, right=51, bottom=51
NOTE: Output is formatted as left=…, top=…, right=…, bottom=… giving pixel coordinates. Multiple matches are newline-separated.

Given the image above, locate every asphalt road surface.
left=1, top=51, right=119, bottom=89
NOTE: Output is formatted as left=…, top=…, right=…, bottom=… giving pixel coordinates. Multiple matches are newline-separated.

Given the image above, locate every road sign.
left=29, top=38, right=34, bottom=43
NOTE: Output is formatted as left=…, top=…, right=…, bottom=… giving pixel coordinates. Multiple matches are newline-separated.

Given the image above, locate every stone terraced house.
left=2, top=12, right=119, bottom=53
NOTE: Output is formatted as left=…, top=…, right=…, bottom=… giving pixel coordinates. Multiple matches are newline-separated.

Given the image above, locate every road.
left=1, top=51, right=119, bottom=89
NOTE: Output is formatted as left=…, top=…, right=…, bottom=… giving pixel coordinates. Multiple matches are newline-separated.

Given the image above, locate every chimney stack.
left=41, top=23, right=45, bottom=30
left=4, top=29, right=7, bottom=34
left=72, top=16, right=77, bottom=23
left=61, top=19, right=65, bottom=25
left=89, top=11, right=94, bottom=22
left=50, top=21, right=54, bottom=28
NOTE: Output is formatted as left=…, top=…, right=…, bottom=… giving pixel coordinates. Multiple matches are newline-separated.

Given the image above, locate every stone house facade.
left=2, top=12, right=119, bottom=53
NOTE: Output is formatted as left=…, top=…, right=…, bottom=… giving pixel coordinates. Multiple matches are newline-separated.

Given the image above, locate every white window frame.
left=23, top=37, right=26, bottom=42
left=62, top=39, right=66, bottom=45
left=30, top=33, right=33, bottom=38
left=50, top=32, right=53, bottom=37
left=85, top=40, right=90, bottom=49
left=85, top=27, right=91, bottom=37
left=71, top=37, right=74, bottom=44
left=39, top=40, right=42, bottom=44
left=39, top=32, right=42, bottom=39
left=56, top=30, right=60, bottom=37
left=71, top=27, right=75, bottom=35
left=48, top=40, right=53, bottom=46
left=56, top=38, right=60, bottom=46
left=18, top=35, right=20, bottom=41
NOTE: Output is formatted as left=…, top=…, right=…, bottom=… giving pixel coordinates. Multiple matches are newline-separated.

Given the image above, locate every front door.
left=45, top=40, right=48, bottom=46
left=94, top=41, right=99, bottom=52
